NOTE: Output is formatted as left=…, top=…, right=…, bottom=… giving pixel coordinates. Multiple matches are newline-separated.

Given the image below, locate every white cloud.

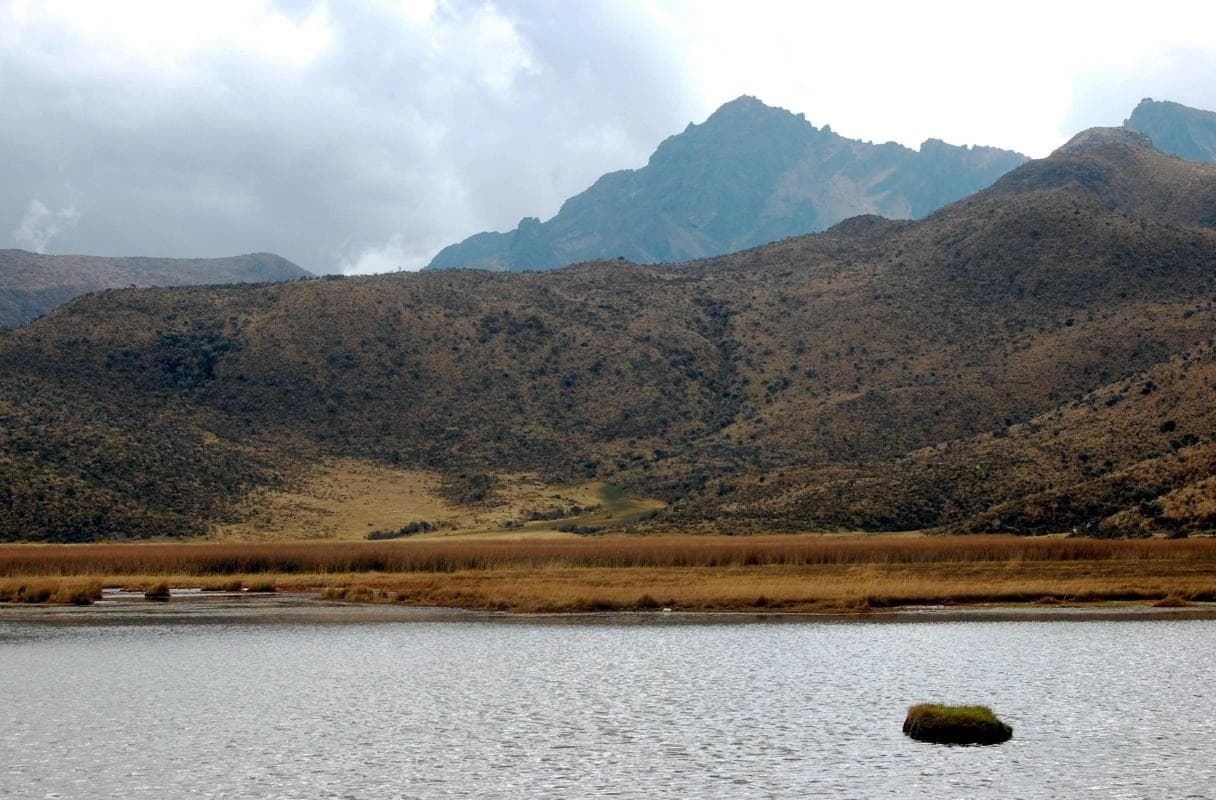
left=20, top=0, right=334, bottom=70
left=393, top=0, right=438, bottom=23
left=464, top=4, right=539, bottom=96
left=340, top=234, right=438, bottom=274
left=12, top=200, right=81, bottom=253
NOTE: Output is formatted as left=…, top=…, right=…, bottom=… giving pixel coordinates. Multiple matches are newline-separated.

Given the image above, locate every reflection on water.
left=2, top=610, right=1214, bottom=799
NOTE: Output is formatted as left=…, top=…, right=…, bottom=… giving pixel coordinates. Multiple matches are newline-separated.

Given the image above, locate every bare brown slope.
left=0, top=250, right=311, bottom=328
left=2, top=137, right=1215, bottom=540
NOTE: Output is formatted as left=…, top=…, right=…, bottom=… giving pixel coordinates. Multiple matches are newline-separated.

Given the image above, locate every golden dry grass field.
left=3, top=534, right=1215, bottom=612
left=209, top=460, right=664, bottom=541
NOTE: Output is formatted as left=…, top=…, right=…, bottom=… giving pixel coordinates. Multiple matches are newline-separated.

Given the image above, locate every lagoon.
left=2, top=605, right=1214, bottom=799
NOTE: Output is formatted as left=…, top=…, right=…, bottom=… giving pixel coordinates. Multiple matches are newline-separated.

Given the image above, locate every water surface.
left=2, top=606, right=1213, bottom=799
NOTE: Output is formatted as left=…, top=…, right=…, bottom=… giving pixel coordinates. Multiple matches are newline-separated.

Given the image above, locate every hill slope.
left=3, top=133, right=1216, bottom=540
left=0, top=250, right=311, bottom=328
left=426, top=96, right=1026, bottom=271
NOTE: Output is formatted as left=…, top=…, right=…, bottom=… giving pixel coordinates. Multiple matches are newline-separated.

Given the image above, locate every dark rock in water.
left=903, top=704, right=1012, bottom=745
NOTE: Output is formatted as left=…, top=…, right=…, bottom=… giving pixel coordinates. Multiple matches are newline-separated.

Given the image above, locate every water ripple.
left=1, top=618, right=1214, bottom=798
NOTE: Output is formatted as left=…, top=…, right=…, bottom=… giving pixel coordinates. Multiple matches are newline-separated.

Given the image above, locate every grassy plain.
left=3, top=534, right=1215, bottom=612
left=210, top=461, right=663, bottom=541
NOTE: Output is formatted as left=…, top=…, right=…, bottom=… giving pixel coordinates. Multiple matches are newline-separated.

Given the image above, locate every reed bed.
left=4, top=535, right=1215, bottom=610
left=3, top=534, right=1215, bottom=579
left=306, top=561, right=1216, bottom=613
left=0, top=578, right=103, bottom=605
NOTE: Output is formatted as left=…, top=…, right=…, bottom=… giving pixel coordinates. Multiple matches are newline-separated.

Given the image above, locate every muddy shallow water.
left=2, top=599, right=1215, bottom=799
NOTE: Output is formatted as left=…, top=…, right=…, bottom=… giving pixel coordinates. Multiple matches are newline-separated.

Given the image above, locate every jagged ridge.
left=1125, top=98, right=1216, bottom=163
left=426, top=96, right=1026, bottom=271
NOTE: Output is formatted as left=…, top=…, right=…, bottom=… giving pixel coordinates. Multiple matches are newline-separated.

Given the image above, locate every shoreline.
left=4, top=588, right=1216, bottom=626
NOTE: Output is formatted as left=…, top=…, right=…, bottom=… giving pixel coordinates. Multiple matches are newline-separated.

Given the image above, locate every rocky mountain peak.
left=1124, top=98, right=1216, bottom=163
left=426, top=96, right=1026, bottom=271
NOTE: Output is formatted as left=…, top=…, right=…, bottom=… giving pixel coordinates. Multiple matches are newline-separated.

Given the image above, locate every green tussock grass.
left=143, top=581, right=171, bottom=601
left=903, top=704, right=1012, bottom=745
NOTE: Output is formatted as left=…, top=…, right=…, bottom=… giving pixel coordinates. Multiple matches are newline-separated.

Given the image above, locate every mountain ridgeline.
left=1125, top=98, right=1216, bottom=163
left=0, top=250, right=311, bottom=328
left=3, top=128, right=1216, bottom=541
left=426, top=96, right=1027, bottom=271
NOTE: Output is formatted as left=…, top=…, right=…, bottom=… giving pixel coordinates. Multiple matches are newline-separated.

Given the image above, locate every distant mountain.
left=0, top=250, right=311, bottom=328
left=426, top=96, right=1027, bottom=271
left=4, top=127, right=1216, bottom=540
left=1125, top=98, right=1216, bottom=162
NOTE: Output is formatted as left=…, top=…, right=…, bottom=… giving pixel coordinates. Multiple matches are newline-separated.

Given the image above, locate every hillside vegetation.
left=2, top=133, right=1216, bottom=540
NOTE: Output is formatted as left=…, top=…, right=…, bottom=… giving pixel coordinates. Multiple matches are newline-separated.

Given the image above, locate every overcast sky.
left=3, top=0, right=1215, bottom=273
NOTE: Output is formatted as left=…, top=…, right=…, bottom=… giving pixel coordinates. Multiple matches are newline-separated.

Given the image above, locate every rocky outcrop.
left=1053, top=126, right=1156, bottom=156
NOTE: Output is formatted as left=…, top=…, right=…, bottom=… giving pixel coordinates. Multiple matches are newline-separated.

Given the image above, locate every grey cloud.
left=0, top=1, right=696, bottom=273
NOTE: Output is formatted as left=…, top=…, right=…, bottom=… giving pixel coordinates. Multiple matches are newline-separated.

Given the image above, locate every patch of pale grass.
left=207, top=460, right=665, bottom=541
